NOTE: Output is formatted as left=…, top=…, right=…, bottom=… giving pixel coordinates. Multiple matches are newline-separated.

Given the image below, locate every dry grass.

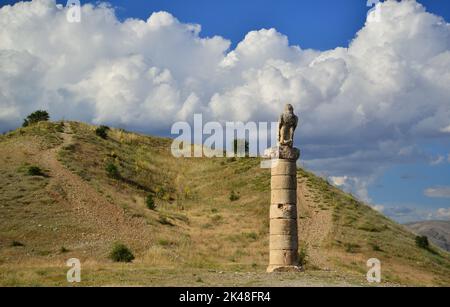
left=297, top=168, right=450, bottom=286
left=0, top=121, right=449, bottom=286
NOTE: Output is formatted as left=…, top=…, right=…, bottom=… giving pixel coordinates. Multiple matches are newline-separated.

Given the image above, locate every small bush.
left=415, top=236, right=429, bottom=250
left=60, top=246, right=69, bottom=253
left=62, top=143, right=77, bottom=152
left=344, top=243, right=360, bottom=253
left=370, top=243, right=383, bottom=252
left=358, top=223, right=386, bottom=233
left=106, top=163, right=120, bottom=179
left=201, top=223, right=212, bottom=229
left=298, top=246, right=308, bottom=267
left=243, top=232, right=258, bottom=241
left=27, top=166, right=45, bottom=177
left=211, top=215, right=223, bottom=223
left=229, top=190, right=240, bottom=202
left=109, top=243, right=135, bottom=263
left=23, top=110, right=49, bottom=127
left=158, top=239, right=176, bottom=247
left=11, top=241, right=24, bottom=247
left=196, top=277, right=203, bottom=283
left=95, top=125, right=110, bottom=139
left=108, top=151, right=118, bottom=158
left=158, top=239, right=169, bottom=246
left=155, top=186, right=169, bottom=200
left=146, top=194, right=156, bottom=210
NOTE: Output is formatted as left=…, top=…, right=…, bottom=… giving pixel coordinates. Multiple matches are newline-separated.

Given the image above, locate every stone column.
left=266, top=147, right=300, bottom=272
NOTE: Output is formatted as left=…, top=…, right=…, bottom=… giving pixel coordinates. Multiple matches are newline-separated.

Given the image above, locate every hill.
left=0, top=121, right=449, bottom=286
left=406, top=221, right=450, bottom=252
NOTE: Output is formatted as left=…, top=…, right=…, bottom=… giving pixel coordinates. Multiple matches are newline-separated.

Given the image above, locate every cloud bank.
left=1, top=0, right=450, bottom=201
left=425, top=187, right=450, bottom=199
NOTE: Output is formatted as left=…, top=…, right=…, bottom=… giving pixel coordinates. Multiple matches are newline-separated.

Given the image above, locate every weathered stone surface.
left=269, top=250, right=298, bottom=266
left=278, top=104, right=299, bottom=148
left=271, top=189, right=296, bottom=204
left=264, top=147, right=301, bottom=161
left=270, top=160, right=297, bottom=176
left=270, top=204, right=297, bottom=219
left=267, top=265, right=302, bottom=273
left=271, top=175, right=297, bottom=190
left=267, top=105, right=301, bottom=272
left=270, top=235, right=298, bottom=250
left=279, top=146, right=300, bottom=160
left=270, top=219, right=297, bottom=235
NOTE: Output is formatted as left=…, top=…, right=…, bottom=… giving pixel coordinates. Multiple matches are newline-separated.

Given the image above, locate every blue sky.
left=3, top=0, right=449, bottom=50
left=1, top=0, right=449, bottom=223
left=17, top=0, right=450, bottom=50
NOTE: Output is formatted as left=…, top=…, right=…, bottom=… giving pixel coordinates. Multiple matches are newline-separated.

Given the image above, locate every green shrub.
left=358, top=223, right=384, bottom=232
left=109, top=243, right=135, bottom=263
left=146, top=194, right=156, bottom=210
left=243, top=232, right=258, bottom=241
left=23, top=110, right=50, bottom=127
left=95, top=125, right=110, bottom=139
left=105, top=163, right=120, bottom=179
left=27, top=166, right=45, bottom=177
left=344, top=243, right=360, bottom=253
left=415, top=236, right=429, bottom=250
left=211, top=215, right=222, bottom=223
left=11, top=241, right=24, bottom=247
left=298, top=246, right=308, bottom=267
left=158, top=239, right=176, bottom=247
left=62, top=143, right=77, bottom=152
left=155, top=186, right=167, bottom=199
left=60, top=246, right=69, bottom=253
left=229, top=190, right=240, bottom=202
left=370, top=243, right=383, bottom=252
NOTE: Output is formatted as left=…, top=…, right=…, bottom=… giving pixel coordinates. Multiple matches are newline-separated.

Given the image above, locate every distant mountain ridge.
left=405, top=221, right=450, bottom=252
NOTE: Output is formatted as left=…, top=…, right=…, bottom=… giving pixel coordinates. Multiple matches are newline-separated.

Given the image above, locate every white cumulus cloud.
left=1, top=0, right=450, bottom=201
left=436, top=208, right=450, bottom=219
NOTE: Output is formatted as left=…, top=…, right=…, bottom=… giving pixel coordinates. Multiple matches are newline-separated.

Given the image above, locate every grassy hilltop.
left=0, top=121, right=449, bottom=286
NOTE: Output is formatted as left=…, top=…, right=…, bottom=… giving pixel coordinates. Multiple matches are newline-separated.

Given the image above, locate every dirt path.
left=39, top=123, right=152, bottom=251
left=297, top=178, right=333, bottom=269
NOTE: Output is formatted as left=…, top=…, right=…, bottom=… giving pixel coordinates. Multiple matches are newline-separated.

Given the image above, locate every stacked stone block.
left=267, top=155, right=300, bottom=272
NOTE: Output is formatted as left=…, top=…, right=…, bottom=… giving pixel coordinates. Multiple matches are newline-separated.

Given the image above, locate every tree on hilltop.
left=23, top=110, right=50, bottom=127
